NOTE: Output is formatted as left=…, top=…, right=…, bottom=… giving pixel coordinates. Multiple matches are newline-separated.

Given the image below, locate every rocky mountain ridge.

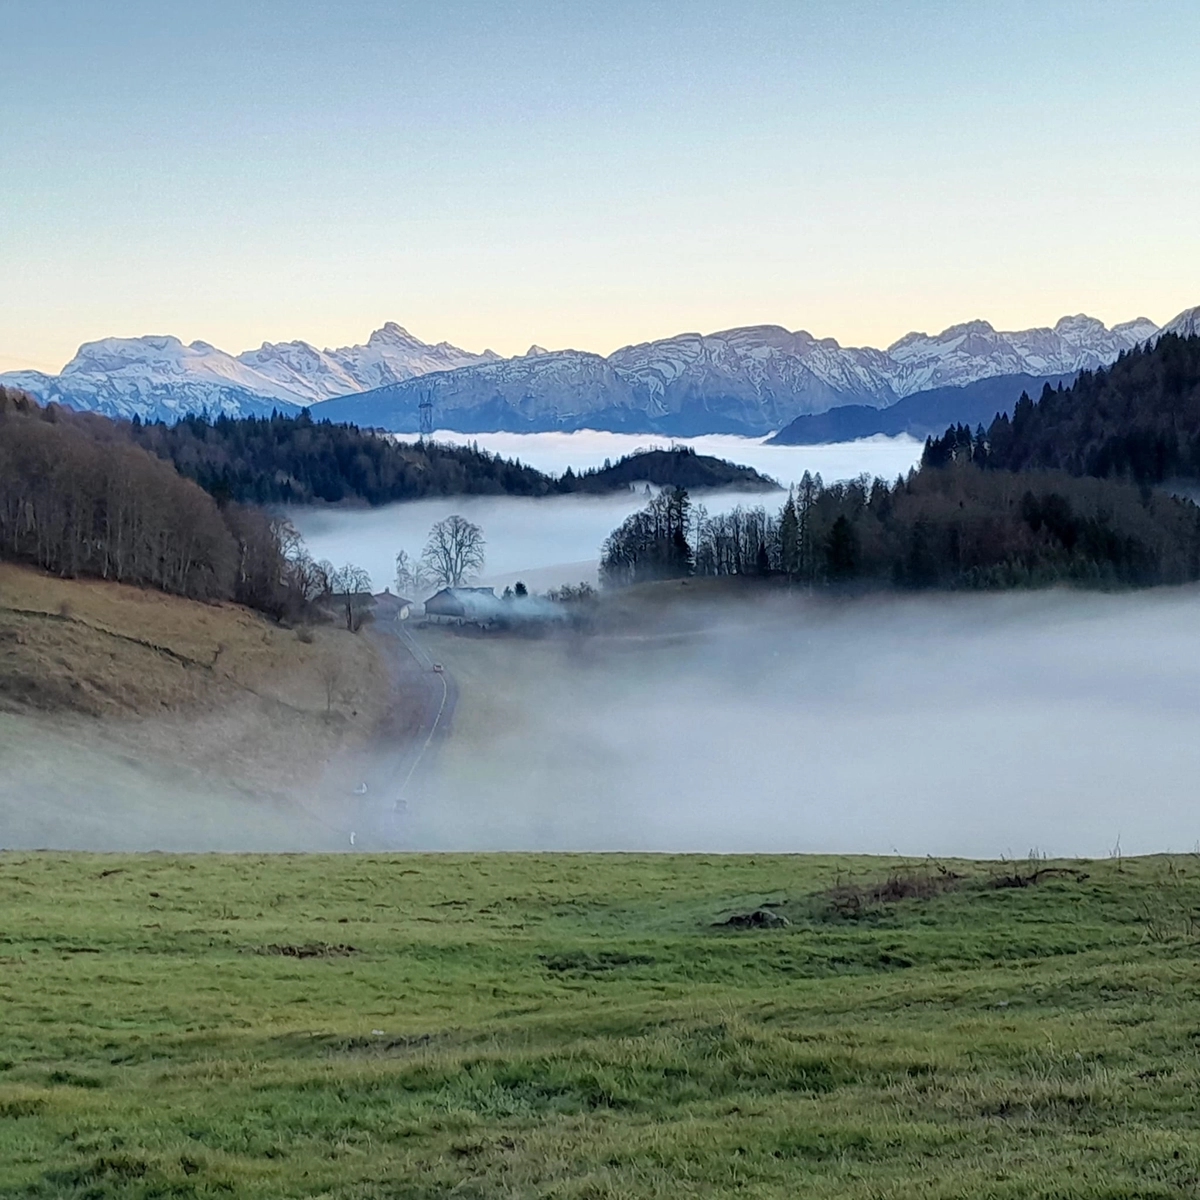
left=2, top=324, right=498, bottom=422
left=3, top=310, right=1184, bottom=434
left=312, top=313, right=1166, bottom=436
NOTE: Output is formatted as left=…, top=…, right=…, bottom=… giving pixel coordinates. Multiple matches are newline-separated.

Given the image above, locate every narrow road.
left=391, top=624, right=456, bottom=807
left=350, top=620, right=457, bottom=848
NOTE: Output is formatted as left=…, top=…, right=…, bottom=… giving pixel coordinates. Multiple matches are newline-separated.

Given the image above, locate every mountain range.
left=0, top=323, right=497, bottom=423
left=5, top=308, right=1196, bottom=438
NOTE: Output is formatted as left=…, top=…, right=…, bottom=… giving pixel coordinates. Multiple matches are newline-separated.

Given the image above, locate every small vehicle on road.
left=432, top=663, right=444, bottom=673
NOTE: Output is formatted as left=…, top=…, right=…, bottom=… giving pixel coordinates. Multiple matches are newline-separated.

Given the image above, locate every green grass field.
left=2, top=852, right=1200, bottom=1198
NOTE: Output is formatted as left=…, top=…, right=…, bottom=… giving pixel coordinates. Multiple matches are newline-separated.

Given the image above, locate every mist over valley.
left=290, top=431, right=923, bottom=592
left=407, top=585, right=1200, bottom=858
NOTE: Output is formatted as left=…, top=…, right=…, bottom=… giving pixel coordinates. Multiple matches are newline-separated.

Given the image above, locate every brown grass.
left=0, top=563, right=395, bottom=798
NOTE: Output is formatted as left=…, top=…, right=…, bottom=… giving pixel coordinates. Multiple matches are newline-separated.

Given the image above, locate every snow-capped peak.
left=884, top=314, right=1157, bottom=395
left=62, top=335, right=303, bottom=403
left=4, top=308, right=1189, bottom=433
left=324, top=323, right=501, bottom=391
left=237, top=339, right=361, bottom=403
left=1157, top=305, right=1200, bottom=340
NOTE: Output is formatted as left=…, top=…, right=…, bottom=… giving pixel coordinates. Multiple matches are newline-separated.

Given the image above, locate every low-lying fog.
left=5, top=587, right=1199, bottom=858
left=8, top=433, right=1196, bottom=860
left=291, top=433, right=922, bottom=593
left=411, top=588, right=1200, bottom=859
left=423, top=429, right=922, bottom=484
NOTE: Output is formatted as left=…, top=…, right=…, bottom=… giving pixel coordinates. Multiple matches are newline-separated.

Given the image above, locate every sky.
left=2, top=0, right=1198, bottom=372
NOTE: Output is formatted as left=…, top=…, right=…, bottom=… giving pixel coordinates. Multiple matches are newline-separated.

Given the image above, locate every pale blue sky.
left=3, top=0, right=1198, bottom=370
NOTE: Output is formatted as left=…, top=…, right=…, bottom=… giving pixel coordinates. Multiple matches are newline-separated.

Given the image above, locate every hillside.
left=0, top=388, right=309, bottom=618
left=3, top=851, right=1200, bottom=1197
left=130, top=409, right=562, bottom=505
left=568, top=446, right=778, bottom=492
left=0, top=563, right=400, bottom=841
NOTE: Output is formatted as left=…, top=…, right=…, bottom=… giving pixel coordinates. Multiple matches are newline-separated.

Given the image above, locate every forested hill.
left=0, top=387, right=301, bottom=615
left=129, top=412, right=775, bottom=505
left=933, top=333, right=1200, bottom=484
left=565, top=447, right=778, bottom=493
left=131, top=411, right=557, bottom=504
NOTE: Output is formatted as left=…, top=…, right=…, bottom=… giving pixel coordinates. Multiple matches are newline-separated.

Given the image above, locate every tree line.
left=925, top=332, right=1200, bottom=485
left=124, top=411, right=774, bottom=507
left=0, top=388, right=320, bottom=617
left=601, top=466, right=1200, bottom=591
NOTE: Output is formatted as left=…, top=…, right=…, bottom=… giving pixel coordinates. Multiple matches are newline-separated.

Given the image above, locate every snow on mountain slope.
left=609, top=326, right=899, bottom=409
left=313, top=348, right=643, bottom=433
left=312, top=325, right=901, bottom=437
left=320, top=313, right=1162, bottom=436
left=885, top=315, right=1157, bottom=396
left=4, top=310, right=1186, bottom=432
left=0, top=324, right=501, bottom=422
left=325, top=322, right=501, bottom=390
left=236, top=340, right=361, bottom=403
left=1, top=336, right=304, bottom=422
left=236, top=323, right=502, bottom=402
left=62, top=335, right=304, bottom=402
left=1157, top=306, right=1200, bottom=340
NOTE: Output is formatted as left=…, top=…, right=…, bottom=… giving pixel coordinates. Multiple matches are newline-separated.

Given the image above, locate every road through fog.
left=407, top=587, right=1200, bottom=859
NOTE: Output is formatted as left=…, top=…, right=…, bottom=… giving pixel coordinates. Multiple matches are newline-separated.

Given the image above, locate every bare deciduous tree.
left=420, top=515, right=485, bottom=589
left=329, top=563, right=372, bottom=631
left=394, top=549, right=430, bottom=597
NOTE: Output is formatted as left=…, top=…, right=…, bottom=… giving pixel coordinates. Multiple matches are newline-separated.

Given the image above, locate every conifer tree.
left=779, top=487, right=800, bottom=579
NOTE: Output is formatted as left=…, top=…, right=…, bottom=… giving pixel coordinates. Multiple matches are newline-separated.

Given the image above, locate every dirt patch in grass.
left=258, top=942, right=359, bottom=959
left=539, top=950, right=656, bottom=974
left=820, top=866, right=965, bottom=920
left=715, top=907, right=792, bottom=930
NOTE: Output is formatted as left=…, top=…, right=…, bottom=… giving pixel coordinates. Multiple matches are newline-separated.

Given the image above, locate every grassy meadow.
left=2, top=852, right=1200, bottom=1198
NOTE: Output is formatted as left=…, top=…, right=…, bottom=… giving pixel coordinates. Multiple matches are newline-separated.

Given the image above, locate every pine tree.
left=825, top=515, right=860, bottom=581
left=779, top=487, right=800, bottom=579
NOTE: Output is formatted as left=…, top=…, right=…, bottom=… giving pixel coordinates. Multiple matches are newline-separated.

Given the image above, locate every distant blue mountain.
left=768, top=373, right=1079, bottom=445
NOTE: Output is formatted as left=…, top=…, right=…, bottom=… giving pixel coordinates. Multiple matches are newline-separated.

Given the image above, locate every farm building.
left=424, top=587, right=505, bottom=624
left=423, top=586, right=568, bottom=629
left=371, top=589, right=413, bottom=621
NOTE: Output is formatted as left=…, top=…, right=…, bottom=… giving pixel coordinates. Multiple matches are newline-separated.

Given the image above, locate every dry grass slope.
left=0, top=564, right=400, bottom=846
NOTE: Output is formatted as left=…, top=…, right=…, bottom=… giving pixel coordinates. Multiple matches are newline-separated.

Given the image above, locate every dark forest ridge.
left=128, top=411, right=777, bottom=505
left=601, top=337, right=1200, bottom=594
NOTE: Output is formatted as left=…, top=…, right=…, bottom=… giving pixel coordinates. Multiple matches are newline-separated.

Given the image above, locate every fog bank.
left=407, top=586, right=1200, bottom=859
left=422, top=429, right=922, bottom=485
left=5, top=586, right=1199, bottom=858
left=290, top=434, right=923, bottom=595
